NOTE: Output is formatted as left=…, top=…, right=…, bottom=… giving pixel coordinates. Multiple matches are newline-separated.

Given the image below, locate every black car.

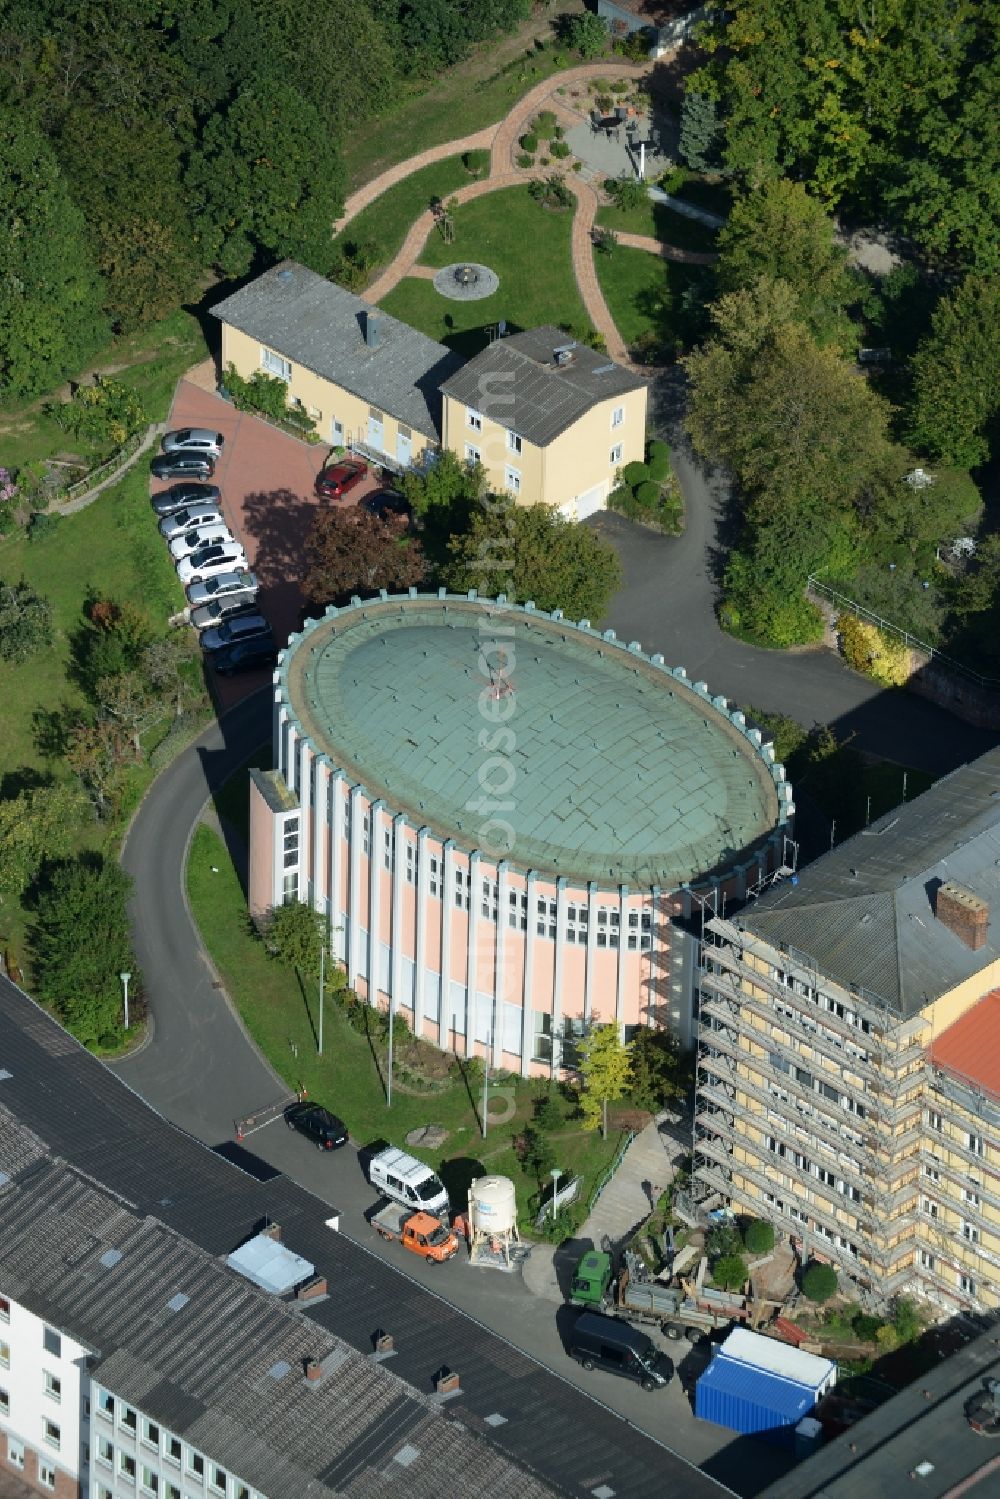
left=284, top=1102, right=348, bottom=1150
left=151, top=482, right=221, bottom=518
left=361, top=487, right=411, bottom=523
left=211, top=635, right=278, bottom=676
left=150, top=452, right=215, bottom=481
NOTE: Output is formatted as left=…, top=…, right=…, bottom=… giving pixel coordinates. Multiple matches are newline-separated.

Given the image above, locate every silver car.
left=159, top=504, right=223, bottom=540
left=201, top=612, right=273, bottom=653
left=169, top=521, right=232, bottom=560
left=185, top=570, right=257, bottom=607
left=161, top=428, right=225, bottom=459
left=190, top=592, right=259, bottom=632
left=178, top=541, right=247, bottom=586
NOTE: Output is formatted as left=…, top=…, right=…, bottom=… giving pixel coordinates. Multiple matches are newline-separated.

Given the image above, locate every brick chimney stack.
left=935, top=882, right=989, bottom=951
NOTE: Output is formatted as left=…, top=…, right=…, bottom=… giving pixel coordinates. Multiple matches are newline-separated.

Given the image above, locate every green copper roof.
left=284, top=597, right=782, bottom=888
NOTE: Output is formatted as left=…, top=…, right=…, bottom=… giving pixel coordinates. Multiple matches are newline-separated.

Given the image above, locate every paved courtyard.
left=157, top=379, right=384, bottom=710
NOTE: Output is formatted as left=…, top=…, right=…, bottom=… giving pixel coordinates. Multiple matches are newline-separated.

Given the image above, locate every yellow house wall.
left=918, top=958, right=1000, bottom=1042
left=441, top=383, right=646, bottom=512
left=220, top=323, right=436, bottom=461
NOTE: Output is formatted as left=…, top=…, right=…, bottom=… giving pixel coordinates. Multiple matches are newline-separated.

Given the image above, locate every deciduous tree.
left=258, top=900, right=327, bottom=978
left=304, top=507, right=426, bottom=606
left=0, top=580, right=52, bottom=663
left=907, top=276, right=1000, bottom=469
left=578, top=1023, right=633, bottom=1139
left=444, top=498, right=622, bottom=621
left=0, top=782, right=90, bottom=900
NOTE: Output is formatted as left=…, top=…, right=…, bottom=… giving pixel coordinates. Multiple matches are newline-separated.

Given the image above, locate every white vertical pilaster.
left=494, top=861, right=509, bottom=1066
left=368, top=799, right=385, bottom=1007
left=391, top=813, right=406, bottom=1007
left=584, top=881, right=598, bottom=1025
left=330, top=770, right=346, bottom=960
left=520, top=871, right=537, bottom=1075
left=347, top=787, right=364, bottom=989
left=440, top=841, right=455, bottom=1048
left=414, top=828, right=430, bottom=1033
left=298, top=740, right=312, bottom=900
left=275, top=704, right=288, bottom=781
left=551, top=877, right=568, bottom=1078
left=312, top=756, right=329, bottom=913
left=466, top=850, right=481, bottom=1057
left=616, top=885, right=629, bottom=1033
left=285, top=724, right=298, bottom=795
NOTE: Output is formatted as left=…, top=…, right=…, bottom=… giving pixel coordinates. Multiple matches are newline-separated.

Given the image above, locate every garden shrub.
left=646, top=440, right=670, bottom=482
left=516, top=152, right=534, bottom=169
left=622, top=461, right=649, bottom=487
left=660, top=165, right=689, bottom=195
left=550, top=141, right=571, bottom=160
left=46, top=377, right=147, bottom=448
left=712, top=1254, right=748, bottom=1291
left=604, top=174, right=646, bottom=213
left=520, top=132, right=539, bottom=153
left=837, top=613, right=910, bottom=686
left=802, top=1261, right=838, bottom=1302
left=707, top=1220, right=743, bottom=1261
left=462, top=149, right=490, bottom=176
left=743, top=1219, right=775, bottom=1255
left=534, top=111, right=558, bottom=138
left=27, top=511, right=61, bottom=543
left=224, top=362, right=317, bottom=436
left=634, top=481, right=660, bottom=509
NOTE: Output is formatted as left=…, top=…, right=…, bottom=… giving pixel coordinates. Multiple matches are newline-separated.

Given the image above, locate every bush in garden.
left=521, top=132, right=539, bottom=153
left=743, top=1219, right=775, bottom=1255
left=551, top=140, right=571, bottom=160
left=635, top=481, right=660, bottom=509
left=462, top=149, right=490, bottom=176
left=534, top=111, right=558, bottom=138
left=646, top=441, right=670, bottom=482
left=516, top=152, right=534, bottom=169
left=622, top=460, right=649, bottom=487
left=802, top=1261, right=838, bottom=1302
left=713, top=1254, right=748, bottom=1290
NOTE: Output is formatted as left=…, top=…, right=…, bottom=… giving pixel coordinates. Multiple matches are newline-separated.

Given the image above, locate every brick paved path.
left=614, top=231, right=718, bottom=266
left=335, top=126, right=497, bottom=230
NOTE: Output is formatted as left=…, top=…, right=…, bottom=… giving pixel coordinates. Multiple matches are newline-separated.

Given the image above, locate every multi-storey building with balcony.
left=694, top=747, right=1000, bottom=1312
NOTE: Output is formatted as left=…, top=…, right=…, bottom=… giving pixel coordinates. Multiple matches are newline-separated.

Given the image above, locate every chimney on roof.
left=304, top=1359, right=323, bottom=1382
left=296, top=1275, right=327, bottom=1302
left=262, top=1222, right=282, bottom=1242
left=435, top=1366, right=460, bottom=1395
left=365, top=311, right=379, bottom=349
left=934, top=881, right=989, bottom=951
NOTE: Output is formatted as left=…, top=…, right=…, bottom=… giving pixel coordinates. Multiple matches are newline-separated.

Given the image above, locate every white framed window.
left=383, top=825, right=393, bottom=871
left=97, top=1488, right=115, bottom=1499
left=922, top=1163, right=939, bottom=1182
left=43, top=1419, right=60, bottom=1451
left=919, top=1250, right=936, bottom=1271
left=504, top=466, right=521, bottom=495
left=454, top=867, right=470, bottom=911
left=962, top=1220, right=980, bottom=1243
left=481, top=878, right=498, bottom=922
left=119, top=1449, right=136, bottom=1481
left=167, top=1486, right=181, bottom=1499
left=97, top=1387, right=114, bottom=1419
left=465, top=443, right=481, bottom=465
left=165, top=1436, right=182, bottom=1466
left=595, top=906, right=620, bottom=948
left=120, top=1404, right=137, bottom=1432
left=508, top=889, right=528, bottom=931
left=186, top=1450, right=205, bottom=1480
left=361, top=810, right=370, bottom=857
left=42, top=1326, right=61, bottom=1358
left=98, top=1436, right=114, bottom=1465
left=927, top=1110, right=943, bottom=1133
left=968, top=1132, right=984, bottom=1156
left=210, top=1465, right=228, bottom=1493
left=142, top=1418, right=159, bottom=1449
left=963, top=1187, right=980, bottom=1209
left=610, top=443, right=623, bottom=466
left=507, top=430, right=522, bottom=454
left=0, top=1341, right=8, bottom=1369
left=960, top=1272, right=977, bottom=1297
left=142, top=1466, right=160, bottom=1494
left=0, top=1296, right=8, bottom=1323
left=466, top=408, right=482, bottom=431
left=261, top=347, right=291, bottom=381
left=39, top=1464, right=56, bottom=1493
left=405, top=841, right=416, bottom=884
left=7, top=1438, right=24, bottom=1470
left=610, top=405, right=624, bottom=429
left=44, top=1370, right=61, bottom=1403
left=308, top=405, right=321, bottom=420
left=565, top=902, right=589, bottom=944
left=0, top=1388, right=6, bottom=1417
left=536, top=896, right=557, bottom=940
left=428, top=854, right=441, bottom=899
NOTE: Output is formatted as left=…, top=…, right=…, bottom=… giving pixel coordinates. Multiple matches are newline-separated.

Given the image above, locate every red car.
left=314, top=458, right=367, bottom=500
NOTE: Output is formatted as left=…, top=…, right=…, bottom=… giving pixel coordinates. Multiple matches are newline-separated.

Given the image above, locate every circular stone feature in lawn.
left=433, top=261, right=499, bottom=301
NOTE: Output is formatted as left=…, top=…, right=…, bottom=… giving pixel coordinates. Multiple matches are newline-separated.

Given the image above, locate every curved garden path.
left=332, top=57, right=709, bottom=366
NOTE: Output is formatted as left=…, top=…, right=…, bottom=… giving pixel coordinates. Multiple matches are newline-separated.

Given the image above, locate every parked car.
left=189, top=592, right=260, bottom=632
left=368, top=1146, right=450, bottom=1218
left=151, top=452, right=215, bottom=481
left=200, top=613, right=273, bottom=654
left=361, top=487, right=410, bottom=522
left=177, top=540, right=247, bottom=585
left=185, top=569, right=257, bottom=607
left=283, top=1101, right=348, bottom=1151
left=159, top=504, right=223, bottom=540
left=211, top=636, right=278, bottom=675
left=161, top=427, right=225, bottom=459
left=568, top=1312, right=672, bottom=1392
left=152, top=483, right=221, bottom=519
left=314, top=458, right=367, bottom=500
left=169, top=522, right=233, bottom=560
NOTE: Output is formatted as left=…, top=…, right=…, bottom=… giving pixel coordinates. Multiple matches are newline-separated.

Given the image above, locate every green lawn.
left=0, top=465, right=186, bottom=779
left=0, top=306, right=209, bottom=476
left=380, top=186, right=591, bottom=356
left=334, top=156, right=478, bottom=268
left=597, top=197, right=720, bottom=255
left=187, top=804, right=627, bottom=1234
left=341, top=6, right=585, bottom=188
left=673, top=177, right=733, bottom=219
left=595, top=244, right=703, bottom=356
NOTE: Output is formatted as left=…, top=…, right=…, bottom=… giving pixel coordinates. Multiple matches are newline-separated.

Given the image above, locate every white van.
left=369, top=1147, right=450, bottom=1218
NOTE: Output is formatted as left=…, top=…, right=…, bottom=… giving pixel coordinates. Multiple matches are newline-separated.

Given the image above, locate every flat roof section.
left=227, top=1232, right=315, bottom=1293
left=285, top=596, right=782, bottom=888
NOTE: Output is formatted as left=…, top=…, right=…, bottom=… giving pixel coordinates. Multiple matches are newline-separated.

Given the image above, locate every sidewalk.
left=579, top=1111, right=683, bottom=1251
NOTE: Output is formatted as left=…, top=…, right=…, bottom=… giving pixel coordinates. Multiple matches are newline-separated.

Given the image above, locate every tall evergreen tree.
left=678, top=90, right=722, bottom=173
left=0, top=110, right=107, bottom=399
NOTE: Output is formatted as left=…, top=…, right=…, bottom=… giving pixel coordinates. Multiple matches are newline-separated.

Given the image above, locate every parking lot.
left=153, top=379, right=385, bottom=709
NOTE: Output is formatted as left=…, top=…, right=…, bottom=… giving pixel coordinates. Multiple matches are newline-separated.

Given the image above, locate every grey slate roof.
left=0, top=1123, right=555, bottom=1499
left=439, top=326, right=646, bottom=447
left=211, top=262, right=463, bottom=441
left=760, top=1316, right=1000, bottom=1499
left=0, top=976, right=726, bottom=1499
left=736, top=748, right=1000, bottom=1016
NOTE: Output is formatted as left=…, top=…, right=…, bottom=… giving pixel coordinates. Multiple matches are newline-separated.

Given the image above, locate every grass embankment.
left=597, top=197, right=720, bottom=255
left=333, top=156, right=475, bottom=267
left=188, top=759, right=626, bottom=1233
left=381, top=186, right=590, bottom=356
left=595, top=245, right=703, bottom=356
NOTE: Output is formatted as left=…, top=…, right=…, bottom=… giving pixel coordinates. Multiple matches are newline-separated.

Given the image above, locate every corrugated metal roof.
left=737, top=748, right=1000, bottom=1016
left=719, top=1329, right=835, bottom=1392
left=929, top=988, right=1000, bottom=1101
left=439, top=327, right=645, bottom=447
left=210, top=262, right=463, bottom=441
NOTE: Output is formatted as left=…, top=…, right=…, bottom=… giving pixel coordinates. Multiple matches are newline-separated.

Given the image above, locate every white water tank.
left=469, top=1175, right=517, bottom=1234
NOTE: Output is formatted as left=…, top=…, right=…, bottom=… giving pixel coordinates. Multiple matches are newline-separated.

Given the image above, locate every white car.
left=177, top=540, right=247, bottom=585
left=159, top=504, right=224, bottom=541
left=169, top=522, right=233, bottom=560
left=185, top=569, right=257, bottom=608
left=161, top=427, right=225, bottom=459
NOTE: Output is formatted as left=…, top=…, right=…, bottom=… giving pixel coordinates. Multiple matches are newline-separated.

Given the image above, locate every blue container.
left=695, top=1353, right=818, bottom=1448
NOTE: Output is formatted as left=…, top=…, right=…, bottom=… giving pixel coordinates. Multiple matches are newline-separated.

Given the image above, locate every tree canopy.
left=907, top=276, right=1000, bottom=468
left=304, top=507, right=427, bottom=606
left=578, top=1023, right=633, bottom=1139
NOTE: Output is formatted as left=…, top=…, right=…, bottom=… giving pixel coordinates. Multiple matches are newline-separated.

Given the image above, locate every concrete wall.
left=1, top=1295, right=90, bottom=1498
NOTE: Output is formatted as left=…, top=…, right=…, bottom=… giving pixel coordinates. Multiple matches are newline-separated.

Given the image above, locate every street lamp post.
left=482, top=1029, right=491, bottom=1140
left=119, top=972, right=131, bottom=1031
left=317, top=938, right=325, bottom=1057
left=550, top=1167, right=563, bottom=1222
left=386, top=986, right=395, bottom=1109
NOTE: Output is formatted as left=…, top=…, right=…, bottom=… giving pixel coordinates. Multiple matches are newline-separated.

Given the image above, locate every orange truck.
left=371, top=1203, right=459, bottom=1263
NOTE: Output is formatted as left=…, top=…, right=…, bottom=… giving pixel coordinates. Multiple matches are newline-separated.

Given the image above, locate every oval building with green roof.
left=249, top=593, right=793, bottom=1073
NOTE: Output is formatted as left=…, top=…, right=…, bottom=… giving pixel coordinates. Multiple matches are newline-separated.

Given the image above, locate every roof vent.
left=166, top=1293, right=189, bottom=1313
left=267, top=1360, right=292, bottom=1381
left=552, top=342, right=577, bottom=367
left=592, top=362, right=616, bottom=374
left=365, top=311, right=380, bottom=349
left=277, top=268, right=294, bottom=285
